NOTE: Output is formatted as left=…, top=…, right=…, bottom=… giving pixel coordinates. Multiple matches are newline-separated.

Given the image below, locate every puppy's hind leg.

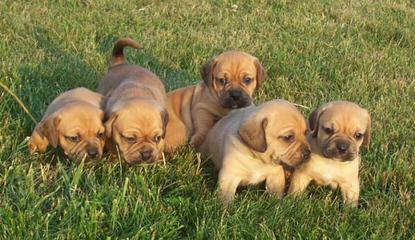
left=287, top=170, right=313, bottom=197
left=265, top=166, right=286, bottom=198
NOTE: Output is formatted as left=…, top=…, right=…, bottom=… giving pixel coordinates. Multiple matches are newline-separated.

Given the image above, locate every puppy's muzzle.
left=126, top=147, right=157, bottom=165
left=140, top=149, right=153, bottom=161
left=323, top=138, right=356, bottom=161
left=302, top=148, right=311, bottom=161
left=86, top=146, right=100, bottom=159
left=221, top=89, right=251, bottom=109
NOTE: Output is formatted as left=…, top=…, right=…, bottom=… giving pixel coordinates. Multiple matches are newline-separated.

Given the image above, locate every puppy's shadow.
left=18, top=27, right=102, bottom=124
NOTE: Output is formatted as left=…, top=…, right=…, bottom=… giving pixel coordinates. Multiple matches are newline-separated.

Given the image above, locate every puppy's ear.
left=309, top=104, right=330, bottom=137
left=238, top=116, right=268, bottom=153
left=104, top=113, right=118, bottom=138
left=363, top=113, right=371, bottom=148
left=201, top=57, right=218, bottom=87
left=161, top=109, right=169, bottom=138
left=254, top=58, right=267, bottom=90
left=38, top=115, right=61, bottom=148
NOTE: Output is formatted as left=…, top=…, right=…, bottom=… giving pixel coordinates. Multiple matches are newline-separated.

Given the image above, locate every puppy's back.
left=43, top=87, right=104, bottom=119
left=201, top=107, right=253, bottom=168
left=97, top=38, right=166, bottom=104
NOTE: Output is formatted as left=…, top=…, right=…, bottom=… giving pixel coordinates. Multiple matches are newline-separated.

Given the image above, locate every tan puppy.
left=287, top=101, right=371, bottom=207
left=98, top=38, right=168, bottom=164
left=29, top=87, right=106, bottom=161
left=201, top=100, right=311, bottom=204
left=165, top=51, right=266, bottom=151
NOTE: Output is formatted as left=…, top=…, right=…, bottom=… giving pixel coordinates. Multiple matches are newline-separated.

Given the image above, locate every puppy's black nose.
left=140, top=150, right=153, bottom=161
left=229, top=90, right=242, bottom=101
left=87, top=149, right=98, bottom=159
left=336, top=142, right=350, bottom=153
left=302, top=149, right=311, bottom=160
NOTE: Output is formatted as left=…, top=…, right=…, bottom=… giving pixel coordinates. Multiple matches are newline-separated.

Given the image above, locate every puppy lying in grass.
left=29, top=87, right=106, bottom=161
left=287, top=101, right=371, bottom=207
left=201, top=100, right=311, bottom=205
left=98, top=38, right=169, bottom=164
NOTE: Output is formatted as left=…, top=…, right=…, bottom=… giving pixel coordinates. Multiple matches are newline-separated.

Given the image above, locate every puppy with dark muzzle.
left=29, top=87, right=106, bottom=161
left=165, top=51, right=266, bottom=151
left=287, top=101, right=371, bottom=207
left=200, top=100, right=311, bottom=205
left=98, top=38, right=168, bottom=165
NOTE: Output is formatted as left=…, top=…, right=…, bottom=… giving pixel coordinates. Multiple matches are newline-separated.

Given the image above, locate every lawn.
left=0, top=0, right=414, bottom=239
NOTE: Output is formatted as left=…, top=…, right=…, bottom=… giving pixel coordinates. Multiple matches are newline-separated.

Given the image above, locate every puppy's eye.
left=324, top=127, right=334, bottom=135
left=66, top=135, right=80, bottom=143
left=243, top=76, right=253, bottom=85
left=154, top=135, right=161, bottom=143
left=97, top=132, right=105, bottom=140
left=122, top=135, right=136, bottom=144
left=281, top=135, right=295, bottom=142
left=217, top=77, right=227, bottom=85
left=355, top=133, right=364, bottom=140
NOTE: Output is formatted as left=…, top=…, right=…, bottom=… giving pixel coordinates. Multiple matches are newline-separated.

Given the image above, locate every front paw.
left=28, top=137, right=46, bottom=154
left=28, top=140, right=38, bottom=154
left=189, top=133, right=206, bottom=149
left=344, top=196, right=359, bottom=207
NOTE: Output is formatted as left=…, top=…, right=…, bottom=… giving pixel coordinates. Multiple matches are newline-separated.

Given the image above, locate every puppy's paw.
left=189, top=133, right=206, bottom=149
left=28, top=136, right=48, bottom=154
left=266, top=181, right=285, bottom=199
left=219, top=191, right=235, bottom=207
left=28, top=139, right=38, bottom=154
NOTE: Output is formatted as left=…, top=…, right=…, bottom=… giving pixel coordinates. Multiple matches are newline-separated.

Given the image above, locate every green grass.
left=1, top=0, right=414, bottom=238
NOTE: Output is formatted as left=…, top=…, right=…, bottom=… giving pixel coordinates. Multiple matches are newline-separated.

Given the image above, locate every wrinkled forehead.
left=321, top=107, right=369, bottom=130
left=275, top=112, right=307, bottom=130
left=215, top=53, right=256, bottom=73
left=115, top=108, right=163, bottom=131
left=262, top=104, right=307, bottom=130
left=59, top=107, right=104, bottom=125
left=58, top=113, right=104, bottom=136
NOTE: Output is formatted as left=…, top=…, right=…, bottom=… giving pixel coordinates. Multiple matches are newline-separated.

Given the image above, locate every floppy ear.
left=161, top=109, right=169, bottom=138
left=363, top=113, right=371, bottom=148
left=104, top=112, right=118, bottom=138
left=200, top=57, right=218, bottom=87
left=38, top=114, right=61, bottom=148
left=309, top=104, right=330, bottom=138
left=254, top=58, right=267, bottom=90
left=238, top=116, right=268, bottom=153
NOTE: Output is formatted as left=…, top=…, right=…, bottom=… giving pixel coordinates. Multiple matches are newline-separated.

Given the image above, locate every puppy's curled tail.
left=111, top=38, right=141, bottom=66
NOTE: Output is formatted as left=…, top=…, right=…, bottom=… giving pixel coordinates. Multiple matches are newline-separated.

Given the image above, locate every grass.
left=0, top=0, right=414, bottom=238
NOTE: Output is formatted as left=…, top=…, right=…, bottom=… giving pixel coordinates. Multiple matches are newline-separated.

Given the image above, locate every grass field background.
left=1, top=0, right=414, bottom=238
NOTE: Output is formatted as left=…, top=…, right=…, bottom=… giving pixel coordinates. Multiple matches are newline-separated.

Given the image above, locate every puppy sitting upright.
left=29, top=87, right=106, bottom=161
left=98, top=38, right=168, bottom=164
left=287, top=101, right=371, bottom=207
left=165, top=51, right=266, bottom=151
left=201, top=100, right=311, bottom=205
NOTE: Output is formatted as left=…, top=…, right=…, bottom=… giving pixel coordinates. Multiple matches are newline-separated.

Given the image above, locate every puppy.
left=98, top=38, right=168, bottom=165
left=29, top=87, right=106, bottom=161
left=201, top=100, right=311, bottom=204
left=165, top=51, right=266, bottom=151
left=287, top=101, right=371, bottom=207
